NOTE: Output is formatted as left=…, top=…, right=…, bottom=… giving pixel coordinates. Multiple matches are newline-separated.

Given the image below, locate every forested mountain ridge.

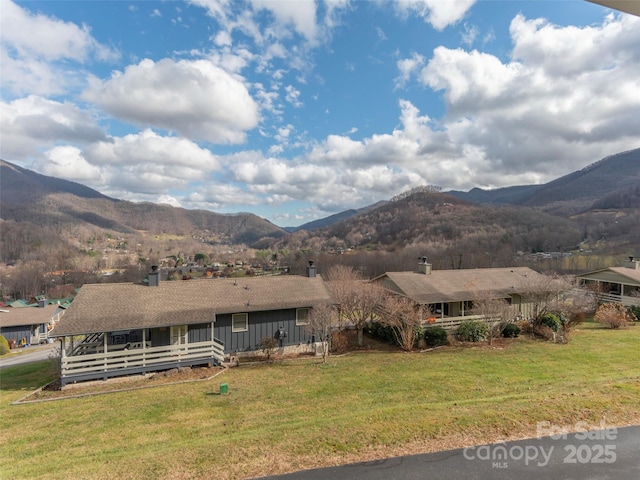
left=1, top=146, right=639, bottom=273
left=447, top=148, right=640, bottom=215
left=0, top=159, right=287, bottom=265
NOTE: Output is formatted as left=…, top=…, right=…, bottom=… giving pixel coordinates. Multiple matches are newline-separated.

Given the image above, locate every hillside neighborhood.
left=3, top=256, right=639, bottom=389
left=2, top=0, right=640, bottom=478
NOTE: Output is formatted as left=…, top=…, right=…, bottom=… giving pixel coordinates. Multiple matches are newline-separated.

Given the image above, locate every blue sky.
left=1, top=1, right=639, bottom=227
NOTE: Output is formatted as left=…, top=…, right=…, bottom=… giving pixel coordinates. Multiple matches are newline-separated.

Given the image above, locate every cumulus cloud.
left=0, top=0, right=118, bottom=95
left=40, top=146, right=104, bottom=184
left=35, top=130, right=220, bottom=200
left=83, top=58, right=260, bottom=144
left=412, top=12, right=640, bottom=182
left=0, top=96, right=106, bottom=160
left=394, top=0, right=477, bottom=30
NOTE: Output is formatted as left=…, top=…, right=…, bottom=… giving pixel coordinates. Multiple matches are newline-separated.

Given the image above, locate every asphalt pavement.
left=0, top=343, right=59, bottom=369
left=258, top=425, right=640, bottom=480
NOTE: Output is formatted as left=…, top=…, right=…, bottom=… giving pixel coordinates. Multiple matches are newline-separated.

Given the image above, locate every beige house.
left=576, top=258, right=640, bottom=307
left=373, top=259, right=547, bottom=329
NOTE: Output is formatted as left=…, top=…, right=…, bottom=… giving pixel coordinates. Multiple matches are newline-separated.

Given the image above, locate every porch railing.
left=60, top=339, right=225, bottom=385
left=595, top=292, right=640, bottom=307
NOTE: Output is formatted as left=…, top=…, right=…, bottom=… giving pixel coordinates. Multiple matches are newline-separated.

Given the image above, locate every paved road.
left=0, top=344, right=58, bottom=369
left=259, top=425, right=640, bottom=480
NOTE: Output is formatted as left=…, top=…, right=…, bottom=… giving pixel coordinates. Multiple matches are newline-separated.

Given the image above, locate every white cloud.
left=252, top=0, right=318, bottom=43
left=410, top=13, right=640, bottom=184
left=0, top=95, right=106, bottom=160
left=83, top=58, right=260, bottom=144
left=84, top=129, right=220, bottom=171
left=40, top=146, right=104, bottom=184
left=190, top=0, right=350, bottom=76
left=35, top=130, right=220, bottom=199
left=284, top=85, right=303, bottom=107
left=395, top=52, right=426, bottom=89
left=0, top=0, right=118, bottom=96
left=460, top=22, right=479, bottom=46
left=394, top=0, right=477, bottom=30
left=510, top=13, right=640, bottom=77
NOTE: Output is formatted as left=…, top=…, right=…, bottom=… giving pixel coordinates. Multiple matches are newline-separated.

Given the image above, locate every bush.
left=594, top=303, right=633, bottom=329
left=629, top=305, right=640, bottom=321
left=258, top=336, right=278, bottom=360
left=540, top=313, right=562, bottom=332
left=456, top=320, right=489, bottom=342
left=413, top=325, right=425, bottom=347
left=0, top=335, right=9, bottom=356
left=423, top=326, right=449, bottom=347
left=366, top=321, right=395, bottom=344
left=330, top=330, right=349, bottom=354
left=502, top=323, right=521, bottom=338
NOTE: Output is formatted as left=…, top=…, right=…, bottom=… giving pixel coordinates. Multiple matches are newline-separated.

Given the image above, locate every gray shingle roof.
left=51, top=275, right=332, bottom=336
left=576, top=267, right=640, bottom=287
left=0, top=304, right=60, bottom=328
left=375, top=267, right=545, bottom=304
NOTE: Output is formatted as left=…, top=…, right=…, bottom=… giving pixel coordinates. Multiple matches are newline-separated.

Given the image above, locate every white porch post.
left=142, top=328, right=147, bottom=368
left=103, top=333, right=108, bottom=372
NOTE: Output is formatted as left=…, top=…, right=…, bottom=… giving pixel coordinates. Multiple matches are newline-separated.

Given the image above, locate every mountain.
left=286, top=201, right=389, bottom=233
left=446, top=148, right=640, bottom=215
left=0, top=160, right=287, bottom=258
left=268, top=149, right=640, bottom=267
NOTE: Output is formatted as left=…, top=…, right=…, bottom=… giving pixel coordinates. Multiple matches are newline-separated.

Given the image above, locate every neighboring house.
left=372, top=258, right=547, bottom=329
left=576, top=257, right=640, bottom=307
left=0, top=300, right=66, bottom=345
left=50, top=263, right=332, bottom=386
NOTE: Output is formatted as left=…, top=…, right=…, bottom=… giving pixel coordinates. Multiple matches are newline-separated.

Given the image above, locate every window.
left=296, top=308, right=310, bottom=326
left=232, top=313, right=248, bottom=332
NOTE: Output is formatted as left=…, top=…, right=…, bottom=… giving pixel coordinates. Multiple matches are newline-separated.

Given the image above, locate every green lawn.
left=1, top=323, right=638, bottom=479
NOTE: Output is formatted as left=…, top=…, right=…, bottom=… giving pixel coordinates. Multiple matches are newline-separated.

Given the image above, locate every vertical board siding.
left=188, top=323, right=211, bottom=343
left=215, top=308, right=313, bottom=353
left=0, top=326, right=32, bottom=344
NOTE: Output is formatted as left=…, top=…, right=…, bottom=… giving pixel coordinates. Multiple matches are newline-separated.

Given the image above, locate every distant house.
left=50, top=263, right=332, bottom=386
left=373, top=258, right=547, bottom=328
left=576, top=258, right=640, bottom=307
left=0, top=300, right=66, bottom=345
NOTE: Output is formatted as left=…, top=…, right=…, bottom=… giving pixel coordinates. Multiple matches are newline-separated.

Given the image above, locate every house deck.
left=59, top=339, right=225, bottom=386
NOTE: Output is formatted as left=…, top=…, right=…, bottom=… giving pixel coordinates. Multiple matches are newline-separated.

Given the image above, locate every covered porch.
left=423, top=296, right=531, bottom=330
left=577, top=266, right=640, bottom=308
left=55, top=324, right=225, bottom=386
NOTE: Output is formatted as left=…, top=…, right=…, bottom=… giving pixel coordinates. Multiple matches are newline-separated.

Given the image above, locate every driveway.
left=0, top=343, right=59, bottom=369
left=258, top=425, right=640, bottom=480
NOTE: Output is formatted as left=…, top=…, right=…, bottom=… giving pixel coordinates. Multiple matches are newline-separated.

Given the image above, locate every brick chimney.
left=148, top=265, right=160, bottom=286
left=306, top=260, right=317, bottom=278
left=417, top=257, right=432, bottom=275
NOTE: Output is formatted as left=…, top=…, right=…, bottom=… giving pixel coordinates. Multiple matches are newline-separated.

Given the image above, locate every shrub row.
left=366, top=323, right=449, bottom=348
left=367, top=320, right=523, bottom=347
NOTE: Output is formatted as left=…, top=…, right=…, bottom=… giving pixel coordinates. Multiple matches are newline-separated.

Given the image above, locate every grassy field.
left=1, top=322, right=638, bottom=479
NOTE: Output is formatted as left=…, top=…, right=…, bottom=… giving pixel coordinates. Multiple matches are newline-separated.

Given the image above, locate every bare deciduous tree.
left=306, top=303, right=334, bottom=363
left=378, top=294, right=426, bottom=351
left=325, top=265, right=384, bottom=346
left=519, top=273, right=574, bottom=324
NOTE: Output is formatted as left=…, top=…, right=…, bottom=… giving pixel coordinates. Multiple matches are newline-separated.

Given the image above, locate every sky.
left=1, top=1, right=639, bottom=227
